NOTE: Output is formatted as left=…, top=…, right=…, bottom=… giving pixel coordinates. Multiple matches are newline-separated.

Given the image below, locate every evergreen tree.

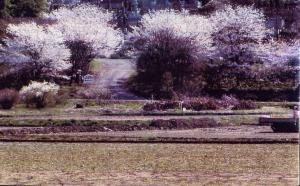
left=10, top=0, right=47, bottom=17
left=0, top=0, right=12, bottom=18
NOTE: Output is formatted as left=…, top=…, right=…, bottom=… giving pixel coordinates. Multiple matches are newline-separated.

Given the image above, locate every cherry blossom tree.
left=4, top=22, right=71, bottom=80
left=133, top=9, right=213, bottom=54
left=208, top=5, right=271, bottom=65
left=260, top=40, right=300, bottom=66
left=45, top=4, right=123, bottom=57
left=205, top=5, right=299, bottom=96
left=208, top=5, right=300, bottom=67
left=44, top=4, right=124, bottom=82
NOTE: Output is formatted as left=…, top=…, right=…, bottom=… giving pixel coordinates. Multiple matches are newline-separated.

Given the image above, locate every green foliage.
left=203, top=63, right=299, bottom=101
left=11, top=0, right=47, bottom=17
left=130, top=30, right=201, bottom=99
left=66, top=40, right=95, bottom=84
left=89, top=59, right=102, bottom=74
left=0, top=0, right=12, bottom=18
left=232, top=100, right=259, bottom=110
left=0, top=0, right=47, bottom=18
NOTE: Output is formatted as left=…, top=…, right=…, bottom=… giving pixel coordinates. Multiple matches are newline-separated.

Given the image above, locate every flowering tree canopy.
left=45, top=4, right=123, bottom=57
left=133, top=9, right=213, bottom=53
left=208, top=5, right=271, bottom=64
left=5, top=22, right=71, bottom=78
left=261, top=40, right=300, bottom=65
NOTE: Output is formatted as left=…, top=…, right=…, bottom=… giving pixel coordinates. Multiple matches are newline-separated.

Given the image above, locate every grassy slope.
left=0, top=143, right=297, bottom=185
left=89, top=59, right=102, bottom=74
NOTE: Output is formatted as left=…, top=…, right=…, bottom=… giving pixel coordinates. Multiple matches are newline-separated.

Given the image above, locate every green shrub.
left=150, top=118, right=218, bottom=129
left=183, top=97, right=221, bottom=111
left=131, top=30, right=202, bottom=99
left=143, top=102, right=160, bottom=111
left=0, top=0, right=11, bottom=18
left=0, top=0, right=47, bottom=18
left=10, top=0, right=47, bottom=17
left=232, top=100, right=259, bottom=110
left=143, top=101, right=179, bottom=111
left=77, top=88, right=112, bottom=100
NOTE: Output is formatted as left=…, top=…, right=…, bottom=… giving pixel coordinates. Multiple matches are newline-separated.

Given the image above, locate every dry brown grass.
left=0, top=143, right=298, bottom=185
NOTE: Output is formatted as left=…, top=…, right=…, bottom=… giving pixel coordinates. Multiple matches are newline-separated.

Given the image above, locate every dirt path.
left=95, top=58, right=142, bottom=100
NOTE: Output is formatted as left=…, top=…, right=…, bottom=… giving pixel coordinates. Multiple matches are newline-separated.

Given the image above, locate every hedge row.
left=143, top=96, right=260, bottom=111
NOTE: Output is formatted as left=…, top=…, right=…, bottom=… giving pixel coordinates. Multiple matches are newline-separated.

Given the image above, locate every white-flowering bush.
left=20, top=81, right=60, bottom=108
left=209, top=5, right=269, bottom=44
left=208, top=5, right=271, bottom=64
left=208, top=5, right=299, bottom=66
left=133, top=9, right=213, bottom=54
left=45, top=4, right=123, bottom=57
left=260, top=40, right=300, bottom=65
left=133, top=7, right=273, bottom=58
left=5, top=22, right=71, bottom=78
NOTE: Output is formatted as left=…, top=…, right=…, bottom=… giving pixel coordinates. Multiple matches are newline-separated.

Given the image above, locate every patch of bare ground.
left=0, top=125, right=298, bottom=143
left=0, top=143, right=297, bottom=185
left=0, top=171, right=297, bottom=185
left=0, top=118, right=217, bottom=135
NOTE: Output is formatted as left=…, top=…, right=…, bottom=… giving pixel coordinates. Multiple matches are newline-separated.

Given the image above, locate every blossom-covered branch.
left=45, top=4, right=123, bottom=57
left=208, top=5, right=271, bottom=64
left=5, top=22, right=71, bottom=78
left=133, top=9, right=213, bottom=53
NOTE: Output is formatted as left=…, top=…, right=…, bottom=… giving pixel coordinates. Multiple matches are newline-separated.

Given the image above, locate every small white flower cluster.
left=20, top=81, right=60, bottom=99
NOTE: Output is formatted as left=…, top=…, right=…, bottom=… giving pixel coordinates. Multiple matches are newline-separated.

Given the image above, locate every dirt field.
left=0, top=143, right=298, bottom=185
left=0, top=103, right=298, bottom=185
left=0, top=117, right=298, bottom=143
left=0, top=125, right=298, bottom=143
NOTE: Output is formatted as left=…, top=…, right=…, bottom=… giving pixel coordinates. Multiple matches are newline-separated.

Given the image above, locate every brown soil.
left=0, top=125, right=298, bottom=143
left=0, top=143, right=298, bottom=185
left=1, top=171, right=297, bottom=186
left=0, top=118, right=218, bottom=136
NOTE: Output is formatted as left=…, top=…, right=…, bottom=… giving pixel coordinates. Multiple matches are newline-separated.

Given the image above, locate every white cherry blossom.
left=45, top=4, right=123, bottom=57
left=5, top=22, right=71, bottom=76
left=133, top=9, right=213, bottom=53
